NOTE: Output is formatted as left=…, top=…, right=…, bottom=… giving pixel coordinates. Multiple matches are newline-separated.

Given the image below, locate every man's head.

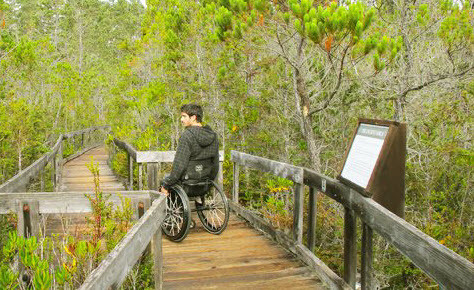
left=180, top=103, right=203, bottom=127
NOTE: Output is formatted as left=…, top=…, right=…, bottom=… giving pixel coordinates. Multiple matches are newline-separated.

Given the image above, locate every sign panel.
left=340, top=123, right=389, bottom=189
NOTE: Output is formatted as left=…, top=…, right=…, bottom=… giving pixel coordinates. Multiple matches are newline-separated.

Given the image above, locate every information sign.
left=340, top=124, right=388, bottom=189
left=337, top=119, right=407, bottom=217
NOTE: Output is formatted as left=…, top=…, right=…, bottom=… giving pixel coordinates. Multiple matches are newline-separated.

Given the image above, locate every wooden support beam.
left=233, top=163, right=239, bottom=203
left=344, top=207, right=357, bottom=288
left=292, top=183, right=304, bottom=244
left=147, top=163, right=159, bottom=191
left=153, top=228, right=163, bottom=290
left=129, top=154, right=133, bottom=190
left=361, top=223, right=373, bottom=290
left=307, top=187, right=317, bottom=252
left=52, top=156, right=57, bottom=190
left=40, top=169, right=45, bottom=192
left=17, top=200, right=39, bottom=238
left=138, top=163, right=143, bottom=190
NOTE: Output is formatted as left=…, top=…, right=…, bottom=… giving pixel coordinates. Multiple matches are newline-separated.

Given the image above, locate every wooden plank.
left=79, top=196, right=166, bottom=290
left=62, top=145, right=102, bottom=163
left=231, top=151, right=303, bottom=183
left=164, top=266, right=316, bottom=288
left=0, top=192, right=151, bottom=214
left=229, top=201, right=346, bottom=289
left=343, top=208, right=356, bottom=288
left=136, top=150, right=224, bottom=163
left=304, top=168, right=474, bottom=290
left=166, top=260, right=308, bottom=281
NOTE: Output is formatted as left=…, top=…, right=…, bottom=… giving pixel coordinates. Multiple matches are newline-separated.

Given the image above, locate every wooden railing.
left=231, top=151, right=474, bottom=290
left=112, top=138, right=224, bottom=191
left=0, top=190, right=166, bottom=289
left=79, top=192, right=166, bottom=290
left=0, top=126, right=110, bottom=193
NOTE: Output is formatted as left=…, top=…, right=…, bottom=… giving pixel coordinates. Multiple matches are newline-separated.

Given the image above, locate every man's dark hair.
left=181, top=103, right=203, bottom=123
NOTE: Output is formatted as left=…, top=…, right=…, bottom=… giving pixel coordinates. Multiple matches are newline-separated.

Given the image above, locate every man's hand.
left=160, top=186, right=169, bottom=196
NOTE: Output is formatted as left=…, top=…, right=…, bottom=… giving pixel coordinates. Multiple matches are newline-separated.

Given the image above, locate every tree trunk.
left=292, top=37, right=321, bottom=171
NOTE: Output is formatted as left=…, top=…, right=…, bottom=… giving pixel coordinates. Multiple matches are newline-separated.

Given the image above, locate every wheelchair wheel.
left=161, top=185, right=191, bottom=242
left=196, top=181, right=229, bottom=234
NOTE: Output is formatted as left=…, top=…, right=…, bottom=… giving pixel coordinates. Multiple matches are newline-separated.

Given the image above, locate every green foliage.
left=438, top=1, right=474, bottom=49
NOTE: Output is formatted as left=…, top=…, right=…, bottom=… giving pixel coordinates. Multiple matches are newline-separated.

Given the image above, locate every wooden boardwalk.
left=59, top=146, right=125, bottom=192
left=60, top=147, right=325, bottom=289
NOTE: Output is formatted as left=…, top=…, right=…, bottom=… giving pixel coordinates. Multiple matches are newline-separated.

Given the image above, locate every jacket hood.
left=187, top=125, right=216, bottom=147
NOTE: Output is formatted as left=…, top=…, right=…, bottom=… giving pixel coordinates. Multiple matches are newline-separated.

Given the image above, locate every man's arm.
left=162, top=132, right=192, bottom=189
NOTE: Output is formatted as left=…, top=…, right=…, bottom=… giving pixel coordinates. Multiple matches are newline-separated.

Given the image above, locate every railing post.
left=81, top=132, right=85, bottom=149
left=344, top=207, right=357, bottom=288
left=17, top=200, right=39, bottom=238
left=40, top=168, right=45, bottom=192
left=147, top=163, right=159, bottom=191
left=233, top=163, right=239, bottom=203
left=56, top=142, right=63, bottom=191
left=152, top=227, right=163, bottom=290
left=292, top=183, right=304, bottom=244
left=52, top=155, right=57, bottom=190
left=138, top=163, right=143, bottom=190
left=307, top=187, right=317, bottom=252
left=361, top=223, right=373, bottom=290
left=128, top=154, right=133, bottom=190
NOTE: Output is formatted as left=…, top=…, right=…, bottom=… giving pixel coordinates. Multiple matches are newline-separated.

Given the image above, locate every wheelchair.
left=161, top=179, right=230, bottom=242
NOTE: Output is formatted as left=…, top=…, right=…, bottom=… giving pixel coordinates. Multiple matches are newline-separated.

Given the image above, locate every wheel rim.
left=198, top=184, right=228, bottom=231
left=163, top=191, right=185, bottom=237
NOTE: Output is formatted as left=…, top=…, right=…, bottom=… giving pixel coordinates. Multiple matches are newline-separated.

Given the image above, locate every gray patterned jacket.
left=162, top=125, right=219, bottom=189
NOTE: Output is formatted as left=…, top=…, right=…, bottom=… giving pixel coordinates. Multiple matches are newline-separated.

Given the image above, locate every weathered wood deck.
left=163, top=215, right=324, bottom=289
left=59, top=146, right=326, bottom=289
left=59, top=146, right=125, bottom=192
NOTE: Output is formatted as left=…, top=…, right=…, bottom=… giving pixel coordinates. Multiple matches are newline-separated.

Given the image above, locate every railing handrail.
left=0, top=191, right=154, bottom=214
left=111, top=137, right=225, bottom=191
left=113, top=138, right=138, bottom=160
left=79, top=193, right=166, bottom=290
left=0, top=126, right=110, bottom=193
left=63, top=125, right=111, bottom=139
left=230, top=150, right=474, bottom=290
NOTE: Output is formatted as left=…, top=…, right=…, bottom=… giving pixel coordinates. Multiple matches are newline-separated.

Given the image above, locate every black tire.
left=196, top=181, right=229, bottom=234
left=161, top=185, right=191, bottom=242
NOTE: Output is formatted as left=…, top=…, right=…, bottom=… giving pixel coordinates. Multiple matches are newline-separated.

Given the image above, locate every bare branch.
left=308, top=44, right=351, bottom=116
left=399, top=66, right=474, bottom=98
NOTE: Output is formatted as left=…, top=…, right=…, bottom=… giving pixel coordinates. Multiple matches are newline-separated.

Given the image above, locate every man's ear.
left=190, top=115, right=197, bottom=122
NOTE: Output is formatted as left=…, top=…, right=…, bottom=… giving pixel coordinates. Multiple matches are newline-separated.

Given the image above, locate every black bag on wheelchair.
left=181, top=159, right=214, bottom=197
left=182, top=179, right=210, bottom=197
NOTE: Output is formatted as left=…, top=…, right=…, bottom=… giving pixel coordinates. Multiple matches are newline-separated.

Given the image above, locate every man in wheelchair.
left=160, top=104, right=229, bottom=241
left=160, top=103, right=219, bottom=194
